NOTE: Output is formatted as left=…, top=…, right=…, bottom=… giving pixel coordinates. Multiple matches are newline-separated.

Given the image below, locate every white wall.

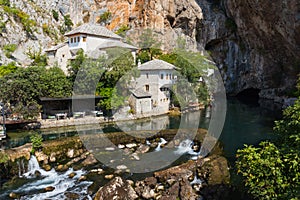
left=136, top=98, right=152, bottom=115
left=55, top=45, right=72, bottom=73
left=135, top=68, right=175, bottom=115
left=47, top=45, right=72, bottom=74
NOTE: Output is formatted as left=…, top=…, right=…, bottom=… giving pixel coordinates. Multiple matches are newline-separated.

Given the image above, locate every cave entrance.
left=236, top=88, right=261, bottom=104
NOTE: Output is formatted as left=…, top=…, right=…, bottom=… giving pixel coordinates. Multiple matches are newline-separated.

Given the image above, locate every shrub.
left=30, top=133, right=43, bottom=153
left=3, top=44, right=17, bottom=58
left=0, top=0, right=10, bottom=6
left=98, top=11, right=111, bottom=24
left=115, top=24, right=130, bottom=37
left=52, top=9, right=59, bottom=21
left=3, top=6, right=36, bottom=34
left=0, top=151, right=9, bottom=164
left=42, top=23, right=50, bottom=35
left=26, top=47, right=48, bottom=67
left=64, top=14, right=73, bottom=31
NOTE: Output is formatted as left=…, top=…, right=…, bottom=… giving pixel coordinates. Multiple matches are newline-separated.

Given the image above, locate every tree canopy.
left=0, top=66, right=72, bottom=119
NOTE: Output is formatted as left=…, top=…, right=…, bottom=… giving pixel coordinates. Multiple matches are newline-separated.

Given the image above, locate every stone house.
left=130, top=59, right=177, bottom=117
left=46, top=23, right=138, bottom=73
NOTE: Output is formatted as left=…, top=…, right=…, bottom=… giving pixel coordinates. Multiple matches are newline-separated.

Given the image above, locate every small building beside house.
left=46, top=23, right=138, bottom=73
left=40, top=96, right=102, bottom=119
left=129, top=89, right=152, bottom=116
left=130, top=59, right=177, bottom=117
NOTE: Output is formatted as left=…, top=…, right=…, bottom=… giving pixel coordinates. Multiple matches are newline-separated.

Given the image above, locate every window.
left=161, top=74, right=164, bottom=79
left=62, top=54, right=65, bottom=58
left=83, top=37, right=87, bottom=42
left=70, top=38, right=73, bottom=43
left=77, top=36, right=80, bottom=42
left=74, top=37, right=76, bottom=43
left=145, top=85, right=149, bottom=92
left=146, top=73, right=149, bottom=78
left=166, top=74, right=169, bottom=80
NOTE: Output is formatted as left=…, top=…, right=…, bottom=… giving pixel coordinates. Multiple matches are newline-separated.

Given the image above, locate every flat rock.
left=94, top=177, right=138, bottom=200
left=135, top=144, right=150, bottom=154
left=126, top=143, right=137, bottom=149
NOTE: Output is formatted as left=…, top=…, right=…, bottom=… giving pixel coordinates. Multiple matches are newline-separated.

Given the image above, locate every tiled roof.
left=64, top=23, right=122, bottom=40
left=138, top=59, right=177, bottom=71
left=45, top=42, right=67, bottom=52
left=96, top=40, right=138, bottom=50
left=131, top=88, right=151, bottom=98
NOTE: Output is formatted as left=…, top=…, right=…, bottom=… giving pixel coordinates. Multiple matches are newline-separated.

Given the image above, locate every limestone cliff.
left=212, top=0, right=300, bottom=101
left=1, top=0, right=299, bottom=101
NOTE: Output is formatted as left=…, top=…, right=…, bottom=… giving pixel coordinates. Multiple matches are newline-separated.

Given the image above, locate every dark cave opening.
left=236, top=88, right=261, bottom=104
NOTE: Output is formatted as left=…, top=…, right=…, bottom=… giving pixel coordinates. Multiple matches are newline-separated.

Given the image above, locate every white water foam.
left=190, top=174, right=203, bottom=185
left=174, top=139, right=200, bottom=159
left=155, top=138, right=167, bottom=151
left=13, top=156, right=92, bottom=200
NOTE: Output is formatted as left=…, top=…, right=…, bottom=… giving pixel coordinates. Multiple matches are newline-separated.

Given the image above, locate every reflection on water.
left=2, top=111, right=209, bottom=149
left=116, top=115, right=170, bottom=132
left=2, top=98, right=279, bottom=160
left=219, top=98, right=280, bottom=160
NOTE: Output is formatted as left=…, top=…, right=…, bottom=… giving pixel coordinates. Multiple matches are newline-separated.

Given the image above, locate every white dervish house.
left=129, top=59, right=177, bottom=117
left=46, top=23, right=138, bottom=73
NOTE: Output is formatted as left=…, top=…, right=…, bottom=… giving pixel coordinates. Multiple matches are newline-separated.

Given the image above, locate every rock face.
left=94, top=177, right=138, bottom=200
left=206, top=0, right=300, bottom=100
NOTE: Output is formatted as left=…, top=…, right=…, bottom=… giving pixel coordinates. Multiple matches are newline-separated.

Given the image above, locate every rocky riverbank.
left=94, top=154, right=231, bottom=200
left=0, top=129, right=232, bottom=199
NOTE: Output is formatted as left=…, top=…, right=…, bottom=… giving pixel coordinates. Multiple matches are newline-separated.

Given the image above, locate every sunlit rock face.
left=2, top=0, right=299, bottom=100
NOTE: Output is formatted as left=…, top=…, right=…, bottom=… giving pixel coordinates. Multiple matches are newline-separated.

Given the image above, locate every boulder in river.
left=9, top=192, right=20, bottom=199
left=68, top=172, right=76, bottom=178
left=42, top=164, right=51, bottom=171
left=94, top=177, right=138, bottom=200
left=44, top=186, right=55, bottom=192
left=135, top=144, right=150, bottom=154
left=65, top=192, right=80, bottom=199
left=104, top=174, right=114, bottom=180
left=81, top=154, right=98, bottom=167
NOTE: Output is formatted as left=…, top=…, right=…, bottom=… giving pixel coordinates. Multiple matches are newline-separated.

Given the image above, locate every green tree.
left=96, top=49, right=135, bottom=112
left=40, top=67, right=72, bottom=98
left=67, top=49, right=87, bottom=83
left=97, top=88, right=125, bottom=111
left=137, top=29, right=162, bottom=63
left=159, top=50, right=212, bottom=106
left=0, top=66, right=72, bottom=119
left=236, top=78, right=300, bottom=199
